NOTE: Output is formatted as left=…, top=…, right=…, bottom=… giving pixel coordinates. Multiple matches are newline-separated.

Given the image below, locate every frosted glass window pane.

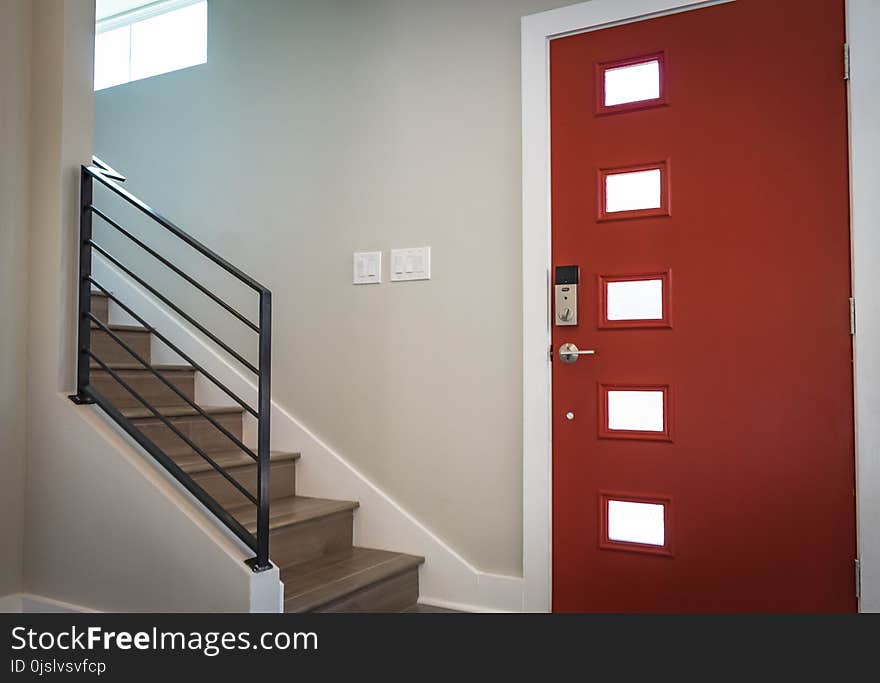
left=94, top=25, right=131, bottom=91
left=607, top=279, right=663, bottom=321
left=605, top=169, right=662, bottom=213
left=130, top=2, right=207, bottom=82
left=608, top=390, right=664, bottom=432
left=608, top=500, right=665, bottom=546
left=604, top=60, right=661, bottom=107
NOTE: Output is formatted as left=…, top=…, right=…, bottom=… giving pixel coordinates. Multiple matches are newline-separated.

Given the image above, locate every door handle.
left=559, top=343, right=596, bottom=364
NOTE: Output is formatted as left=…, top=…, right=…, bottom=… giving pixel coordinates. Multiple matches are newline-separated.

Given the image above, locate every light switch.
left=353, top=251, right=381, bottom=285
left=390, top=247, right=431, bottom=282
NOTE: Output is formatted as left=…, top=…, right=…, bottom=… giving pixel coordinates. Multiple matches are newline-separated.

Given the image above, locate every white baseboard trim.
left=0, top=593, right=101, bottom=613
left=417, top=597, right=514, bottom=613
left=94, top=258, right=526, bottom=612
left=0, top=594, right=22, bottom=613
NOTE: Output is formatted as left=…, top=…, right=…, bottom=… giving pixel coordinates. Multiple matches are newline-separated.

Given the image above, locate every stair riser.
left=91, top=370, right=195, bottom=408
left=91, top=329, right=151, bottom=365
left=270, top=511, right=353, bottom=568
left=131, top=412, right=243, bottom=456
left=317, top=570, right=420, bottom=613
left=191, top=460, right=296, bottom=508
left=91, top=296, right=109, bottom=324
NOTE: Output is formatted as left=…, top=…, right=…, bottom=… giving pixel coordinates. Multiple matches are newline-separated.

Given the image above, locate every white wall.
left=0, top=0, right=32, bottom=599
left=849, top=0, right=880, bottom=613
left=20, top=0, right=280, bottom=613
left=94, top=0, right=576, bottom=576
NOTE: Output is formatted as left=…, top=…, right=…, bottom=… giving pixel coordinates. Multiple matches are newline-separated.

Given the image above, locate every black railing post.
left=250, top=289, right=272, bottom=572
left=70, top=165, right=95, bottom=405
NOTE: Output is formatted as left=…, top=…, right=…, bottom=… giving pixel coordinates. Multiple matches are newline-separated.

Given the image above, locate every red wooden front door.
left=550, top=0, right=856, bottom=612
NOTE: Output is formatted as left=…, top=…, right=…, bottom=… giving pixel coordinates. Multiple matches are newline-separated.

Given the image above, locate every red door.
left=551, top=0, right=855, bottom=612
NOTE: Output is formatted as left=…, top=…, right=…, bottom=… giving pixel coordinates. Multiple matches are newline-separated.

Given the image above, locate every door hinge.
left=855, top=558, right=861, bottom=600
left=549, top=344, right=554, bottom=362
left=850, top=297, right=856, bottom=335
left=844, top=42, right=850, bottom=81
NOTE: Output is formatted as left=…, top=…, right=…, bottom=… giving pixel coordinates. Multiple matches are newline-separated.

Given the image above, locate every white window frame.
left=521, top=0, right=878, bottom=613
left=97, top=0, right=204, bottom=33
left=95, top=0, right=207, bottom=90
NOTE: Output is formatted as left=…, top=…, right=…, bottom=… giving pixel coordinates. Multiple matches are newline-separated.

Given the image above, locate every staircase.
left=73, top=159, right=424, bottom=612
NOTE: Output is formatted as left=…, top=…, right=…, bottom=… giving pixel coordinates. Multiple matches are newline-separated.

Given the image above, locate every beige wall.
left=94, top=0, right=574, bottom=576
left=20, top=0, right=280, bottom=612
left=0, top=0, right=32, bottom=598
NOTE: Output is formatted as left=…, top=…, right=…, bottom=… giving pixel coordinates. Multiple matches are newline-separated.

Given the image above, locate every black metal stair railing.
left=69, top=157, right=272, bottom=572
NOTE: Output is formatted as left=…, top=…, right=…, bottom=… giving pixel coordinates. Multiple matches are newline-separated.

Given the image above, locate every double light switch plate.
left=390, top=247, right=430, bottom=282
left=353, top=247, right=431, bottom=284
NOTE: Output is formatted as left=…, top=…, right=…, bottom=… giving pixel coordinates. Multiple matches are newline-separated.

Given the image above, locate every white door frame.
left=521, top=0, right=880, bottom=612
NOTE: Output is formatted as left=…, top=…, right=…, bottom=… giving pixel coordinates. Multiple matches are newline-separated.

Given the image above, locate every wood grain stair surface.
left=282, top=547, right=424, bottom=613
left=120, top=405, right=244, bottom=420
left=90, top=322, right=149, bottom=333
left=176, top=449, right=300, bottom=475
left=232, top=495, right=359, bottom=534
left=90, top=363, right=196, bottom=409
left=91, top=325, right=152, bottom=364
left=90, top=363, right=193, bottom=373
left=90, top=293, right=109, bottom=323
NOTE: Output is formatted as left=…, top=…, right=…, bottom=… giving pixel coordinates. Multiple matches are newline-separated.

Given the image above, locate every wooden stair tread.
left=282, top=547, right=424, bottom=613
left=120, top=405, right=243, bottom=419
left=177, top=449, right=300, bottom=474
left=90, top=323, right=149, bottom=333
left=90, top=363, right=193, bottom=373
left=232, top=495, right=359, bottom=533
left=90, top=291, right=108, bottom=298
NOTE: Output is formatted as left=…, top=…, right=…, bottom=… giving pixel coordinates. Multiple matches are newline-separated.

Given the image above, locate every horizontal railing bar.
left=82, top=384, right=258, bottom=553
left=88, top=312, right=258, bottom=462
left=87, top=350, right=258, bottom=506
left=90, top=206, right=260, bottom=334
left=87, top=277, right=258, bottom=418
left=91, top=156, right=126, bottom=182
left=84, top=164, right=268, bottom=293
left=88, top=241, right=260, bottom=375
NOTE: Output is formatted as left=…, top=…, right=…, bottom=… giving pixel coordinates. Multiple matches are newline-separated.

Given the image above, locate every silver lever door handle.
left=559, top=343, right=596, bottom=364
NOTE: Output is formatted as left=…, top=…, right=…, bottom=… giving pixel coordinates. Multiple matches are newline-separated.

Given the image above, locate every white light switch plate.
left=353, top=251, right=382, bottom=284
left=390, top=247, right=431, bottom=282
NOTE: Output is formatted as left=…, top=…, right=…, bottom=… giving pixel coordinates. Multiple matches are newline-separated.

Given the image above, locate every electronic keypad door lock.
left=555, top=265, right=579, bottom=326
